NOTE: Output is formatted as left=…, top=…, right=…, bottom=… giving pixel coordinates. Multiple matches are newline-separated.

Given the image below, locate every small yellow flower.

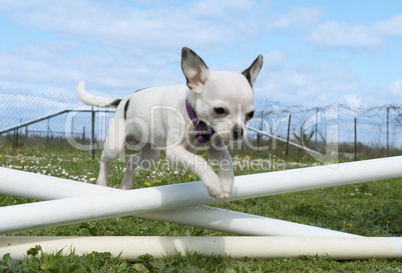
left=385, top=219, right=391, bottom=224
left=144, top=182, right=151, bottom=186
left=349, top=223, right=354, bottom=229
left=0, top=154, right=2, bottom=157
left=21, top=160, right=25, bottom=163
left=189, top=175, right=192, bottom=179
left=153, top=179, right=161, bottom=183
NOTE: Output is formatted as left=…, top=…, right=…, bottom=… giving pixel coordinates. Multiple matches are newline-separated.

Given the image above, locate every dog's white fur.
left=76, top=47, right=263, bottom=199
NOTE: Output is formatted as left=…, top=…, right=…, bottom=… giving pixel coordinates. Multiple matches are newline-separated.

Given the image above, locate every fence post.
left=386, top=106, right=389, bottom=156
left=354, top=117, right=357, bottom=161
left=285, top=114, right=291, bottom=156
left=257, top=112, right=262, bottom=147
left=13, top=129, right=18, bottom=151
left=91, top=107, right=95, bottom=160
left=315, top=108, right=318, bottom=144
left=82, top=126, right=86, bottom=144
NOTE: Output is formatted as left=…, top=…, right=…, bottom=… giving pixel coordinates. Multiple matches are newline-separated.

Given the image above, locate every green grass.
left=0, top=145, right=401, bottom=272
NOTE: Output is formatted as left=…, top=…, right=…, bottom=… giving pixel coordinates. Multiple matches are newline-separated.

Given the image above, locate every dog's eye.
left=214, top=107, right=226, bottom=115
left=247, top=111, right=255, bottom=119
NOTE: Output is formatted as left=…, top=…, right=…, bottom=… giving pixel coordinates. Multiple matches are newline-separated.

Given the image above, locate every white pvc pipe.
left=1, top=236, right=401, bottom=261
left=1, top=156, right=402, bottom=234
left=247, top=126, right=324, bottom=158
left=0, top=167, right=356, bottom=237
left=145, top=207, right=355, bottom=237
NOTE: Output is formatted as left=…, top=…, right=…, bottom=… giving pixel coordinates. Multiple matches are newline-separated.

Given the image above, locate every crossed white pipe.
left=1, top=156, right=402, bottom=235
left=1, top=157, right=402, bottom=259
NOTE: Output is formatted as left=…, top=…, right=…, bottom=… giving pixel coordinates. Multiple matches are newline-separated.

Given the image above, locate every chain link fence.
left=0, top=88, right=116, bottom=152
left=1, top=88, right=401, bottom=160
left=248, top=101, right=402, bottom=159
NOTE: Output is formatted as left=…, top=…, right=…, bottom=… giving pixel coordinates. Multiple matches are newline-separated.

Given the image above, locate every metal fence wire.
left=247, top=101, right=402, bottom=158
left=0, top=88, right=401, bottom=159
left=0, top=88, right=115, bottom=153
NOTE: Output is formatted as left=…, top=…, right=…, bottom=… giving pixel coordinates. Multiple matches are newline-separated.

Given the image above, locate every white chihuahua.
left=76, top=47, right=263, bottom=199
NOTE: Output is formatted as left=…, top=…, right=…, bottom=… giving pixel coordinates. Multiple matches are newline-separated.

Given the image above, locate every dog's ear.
left=242, top=54, right=263, bottom=87
left=181, top=47, right=210, bottom=93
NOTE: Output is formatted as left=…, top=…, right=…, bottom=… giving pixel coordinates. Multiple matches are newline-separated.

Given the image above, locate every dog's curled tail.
left=76, top=81, right=121, bottom=108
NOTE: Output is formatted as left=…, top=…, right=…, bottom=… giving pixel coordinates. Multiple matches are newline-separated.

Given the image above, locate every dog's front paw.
left=205, top=183, right=227, bottom=200
left=209, top=188, right=231, bottom=200
left=217, top=190, right=231, bottom=200
left=208, top=188, right=230, bottom=200
left=200, top=171, right=227, bottom=200
left=220, top=176, right=234, bottom=199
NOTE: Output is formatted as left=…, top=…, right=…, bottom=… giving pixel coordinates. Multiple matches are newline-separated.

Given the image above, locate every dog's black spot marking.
left=124, top=99, right=130, bottom=120
left=110, top=99, right=122, bottom=107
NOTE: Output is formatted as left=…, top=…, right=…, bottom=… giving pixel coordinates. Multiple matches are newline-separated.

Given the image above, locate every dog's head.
left=181, top=47, right=263, bottom=142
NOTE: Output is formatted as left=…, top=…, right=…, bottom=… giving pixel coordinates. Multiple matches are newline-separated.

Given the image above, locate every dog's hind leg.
left=96, top=151, right=114, bottom=187
left=120, top=143, right=160, bottom=190
left=96, top=115, right=127, bottom=187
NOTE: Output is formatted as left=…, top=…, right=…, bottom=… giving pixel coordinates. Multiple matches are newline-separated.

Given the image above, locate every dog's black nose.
left=232, top=127, right=244, bottom=140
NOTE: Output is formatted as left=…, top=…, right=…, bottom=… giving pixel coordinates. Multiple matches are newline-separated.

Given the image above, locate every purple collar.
left=186, top=99, right=215, bottom=143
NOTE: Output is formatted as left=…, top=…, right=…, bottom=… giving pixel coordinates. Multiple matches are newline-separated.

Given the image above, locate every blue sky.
left=1, top=0, right=402, bottom=109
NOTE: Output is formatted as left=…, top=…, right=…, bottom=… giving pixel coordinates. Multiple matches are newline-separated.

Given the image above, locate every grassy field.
left=0, top=145, right=401, bottom=272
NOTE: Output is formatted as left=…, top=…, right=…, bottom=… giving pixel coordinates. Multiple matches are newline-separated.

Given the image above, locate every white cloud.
left=344, top=95, right=362, bottom=109
left=255, top=60, right=359, bottom=107
left=306, top=14, right=402, bottom=49
left=262, top=51, right=288, bottom=68
left=1, top=0, right=401, bottom=110
left=272, top=6, right=322, bottom=29
left=389, top=79, right=402, bottom=96
left=0, top=0, right=277, bottom=97
left=372, top=14, right=402, bottom=37
left=185, top=0, right=255, bottom=18
left=0, top=1, right=325, bottom=53
left=0, top=0, right=260, bottom=53
left=0, top=44, right=182, bottom=97
left=306, top=21, right=382, bottom=48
